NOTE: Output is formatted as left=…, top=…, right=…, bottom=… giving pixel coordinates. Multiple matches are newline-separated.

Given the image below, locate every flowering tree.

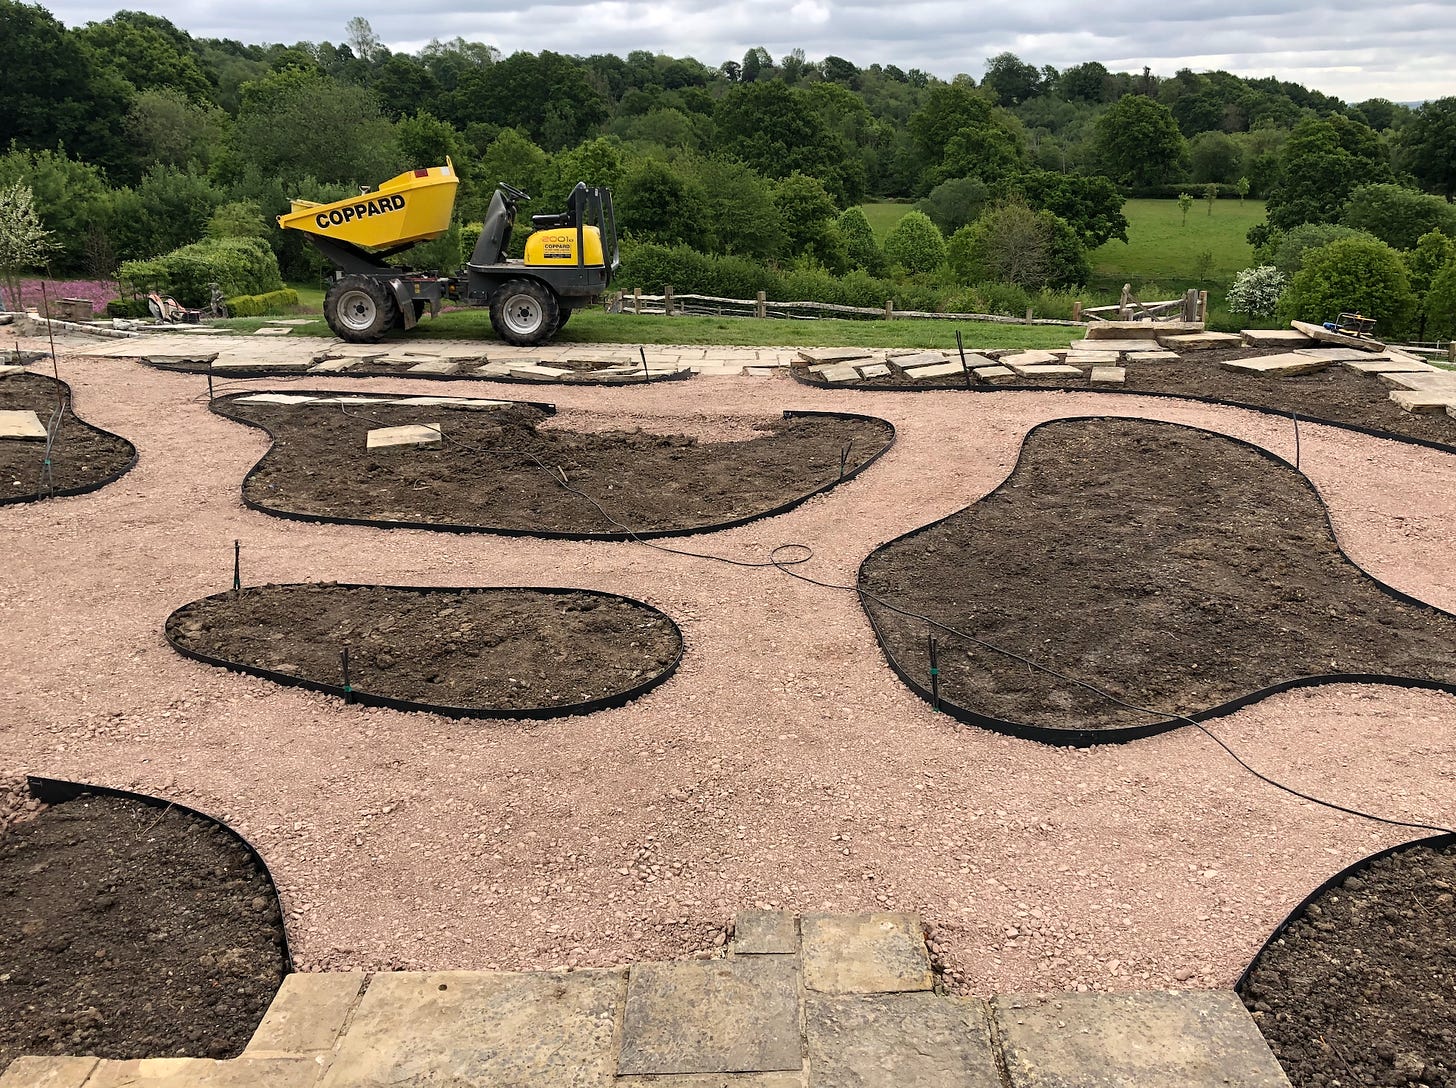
left=0, top=183, right=54, bottom=312
left=1226, top=265, right=1288, bottom=318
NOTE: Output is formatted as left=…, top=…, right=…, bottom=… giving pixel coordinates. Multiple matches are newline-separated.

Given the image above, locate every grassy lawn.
left=858, top=202, right=914, bottom=241
left=213, top=304, right=1074, bottom=351
left=1092, top=198, right=1264, bottom=291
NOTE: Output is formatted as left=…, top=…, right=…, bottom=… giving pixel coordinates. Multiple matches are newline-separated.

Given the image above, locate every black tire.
left=489, top=279, right=560, bottom=347
left=325, top=276, right=397, bottom=342
left=553, top=307, right=571, bottom=334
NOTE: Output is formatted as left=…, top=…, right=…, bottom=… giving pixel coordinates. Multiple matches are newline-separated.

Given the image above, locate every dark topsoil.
left=1, top=373, right=135, bottom=502
left=798, top=346, right=1456, bottom=449
left=220, top=399, right=892, bottom=535
left=150, top=353, right=679, bottom=383
left=166, top=584, right=683, bottom=711
left=858, top=418, right=1456, bottom=732
left=0, top=794, right=286, bottom=1073
left=1241, top=841, right=1456, bottom=1088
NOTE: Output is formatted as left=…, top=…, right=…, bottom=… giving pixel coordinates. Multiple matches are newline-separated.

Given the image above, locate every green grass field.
left=858, top=202, right=913, bottom=240
left=1091, top=198, right=1264, bottom=290
left=216, top=303, right=1073, bottom=351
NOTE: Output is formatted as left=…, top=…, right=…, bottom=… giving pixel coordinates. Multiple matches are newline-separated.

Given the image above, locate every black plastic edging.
left=24, top=775, right=295, bottom=974
left=164, top=583, right=685, bottom=721
left=214, top=393, right=896, bottom=541
left=141, top=357, right=697, bottom=387
left=0, top=374, right=139, bottom=507
left=856, top=415, right=1456, bottom=747
left=790, top=367, right=1456, bottom=460
left=1234, top=831, right=1456, bottom=994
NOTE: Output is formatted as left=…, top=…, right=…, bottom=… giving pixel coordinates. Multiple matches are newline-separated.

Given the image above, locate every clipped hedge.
left=225, top=288, right=300, bottom=317
left=120, top=237, right=283, bottom=307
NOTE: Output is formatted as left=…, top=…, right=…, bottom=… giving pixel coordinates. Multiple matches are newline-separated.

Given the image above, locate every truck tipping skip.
left=277, top=160, right=619, bottom=346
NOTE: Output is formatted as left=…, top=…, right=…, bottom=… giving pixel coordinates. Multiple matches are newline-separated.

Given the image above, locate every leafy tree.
left=916, top=177, right=991, bottom=235
left=0, top=0, right=132, bottom=176
left=103, top=166, right=223, bottom=261
left=679, top=156, right=785, bottom=259
left=821, top=55, right=859, bottom=88
left=396, top=111, right=462, bottom=169
left=1204, top=182, right=1218, bottom=215
left=227, top=67, right=398, bottom=188
left=837, top=206, right=881, bottom=273
left=1277, top=236, right=1416, bottom=338
left=1177, top=192, right=1194, bottom=226
left=771, top=173, right=847, bottom=271
left=1188, top=131, right=1243, bottom=184
left=1396, top=97, right=1456, bottom=199
left=1424, top=262, right=1456, bottom=341
left=1269, top=223, right=1374, bottom=276
left=741, top=46, right=771, bottom=83
left=0, top=181, right=54, bottom=311
left=541, top=137, right=626, bottom=208
left=207, top=201, right=272, bottom=242
left=1236, top=176, right=1250, bottom=204
left=124, top=88, right=227, bottom=172
left=1225, top=265, right=1287, bottom=318
left=1340, top=183, right=1456, bottom=252
left=909, top=80, right=1027, bottom=190
left=1406, top=230, right=1456, bottom=338
left=982, top=52, right=1042, bottom=107
left=76, top=14, right=213, bottom=100
left=1093, top=95, right=1186, bottom=187
left=882, top=210, right=945, bottom=275
left=948, top=202, right=1081, bottom=288
left=714, top=82, right=857, bottom=202
left=1264, top=113, right=1391, bottom=230
left=1058, top=61, right=1110, bottom=103
left=344, top=17, right=381, bottom=63
left=0, top=148, right=112, bottom=273
left=1010, top=171, right=1127, bottom=248
left=449, top=51, right=606, bottom=150
left=370, top=56, right=443, bottom=120
left=617, top=159, right=711, bottom=248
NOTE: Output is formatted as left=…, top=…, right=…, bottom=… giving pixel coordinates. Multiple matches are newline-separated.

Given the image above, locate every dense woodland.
left=3, top=2, right=1456, bottom=333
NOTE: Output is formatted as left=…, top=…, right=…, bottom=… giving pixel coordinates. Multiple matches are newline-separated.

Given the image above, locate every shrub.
left=1425, top=263, right=1456, bottom=341
left=882, top=210, right=946, bottom=276
left=120, top=236, right=282, bottom=306
left=970, top=281, right=1032, bottom=317
left=616, top=242, right=777, bottom=299
left=1226, top=265, right=1288, bottom=318
left=950, top=203, right=1087, bottom=289
left=1340, top=183, right=1456, bottom=252
left=1269, top=223, right=1374, bottom=277
left=1277, top=236, right=1416, bottom=339
left=105, top=298, right=150, bottom=318
left=224, top=288, right=300, bottom=317
left=837, top=207, right=882, bottom=274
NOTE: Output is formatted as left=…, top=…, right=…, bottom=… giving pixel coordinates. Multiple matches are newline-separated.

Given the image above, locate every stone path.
left=1, top=912, right=1289, bottom=1088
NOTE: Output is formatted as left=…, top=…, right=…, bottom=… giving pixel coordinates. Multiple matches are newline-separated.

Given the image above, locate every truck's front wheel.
left=490, top=279, right=560, bottom=347
left=325, top=276, right=397, bottom=342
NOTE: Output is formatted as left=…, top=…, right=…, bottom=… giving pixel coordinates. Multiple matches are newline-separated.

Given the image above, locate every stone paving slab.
left=856, top=363, right=891, bottom=379
left=974, top=365, right=1014, bottom=380
left=1296, top=346, right=1388, bottom=362
left=1241, top=329, right=1317, bottom=347
left=1086, top=321, right=1188, bottom=339
left=366, top=423, right=442, bottom=450
left=819, top=364, right=862, bottom=384
left=244, top=972, right=365, bottom=1056
left=1390, top=389, right=1456, bottom=413
left=806, top=993, right=1000, bottom=1088
left=406, top=359, right=462, bottom=375
left=307, top=358, right=357, bottom=373
left=1071, top=339, right=1168, bottom=353
left=0, top=365, right=29, bottom=379
left=0, top=409, right=47, bottom=439
left=1378, top=370, right=1456, bottom=391
left=619, top=957, right=801, bottom=1076
left=1158, top=331, right=1243, bottom=350
left=992, top=990, right=1291, bottom=1088
left=320, top=969, right=625, bottom=1088
left=84, top=1057, right=325, bottom=1087
left=903, top=361, right=968, bottom=379
left=1090, top=366, right=1126, bottom=385
left=1061, top=351, right=1119, bottom=366
left=253, top=327, right=294, bottom=336
left=0, top=1056, right=98, bottom=1087
left=1343, top=357, right=1433, bottom=375
left=798, top=348, right=875, bottom=364
left=617, top=1075, right=805, bottom=1088
left=1016, top=364, right=1084, bottom=378
left=1136, top=350, right=1180, bottom=362
left=1220, top=353, right=1332, bottom=376
left=999, top=350, right=1059, bottom=367
left=801, top=913, right=931, bottom=995
left=733, top=909, right=799, bottom=954
left=885, top=350, right=948, bottom=368
left=508, top=364, right=575, bottom=380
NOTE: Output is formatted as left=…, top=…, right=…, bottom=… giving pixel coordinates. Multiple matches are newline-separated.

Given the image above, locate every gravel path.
left=3, top=347, right=1456, bottom=997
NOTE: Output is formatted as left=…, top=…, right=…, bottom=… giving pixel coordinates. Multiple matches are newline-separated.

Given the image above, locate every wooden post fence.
left=663, top=284, right=673, bottom=316
left=756, top=291, right=766, bottom=319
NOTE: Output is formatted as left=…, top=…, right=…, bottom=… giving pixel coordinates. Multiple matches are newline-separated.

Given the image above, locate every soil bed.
left=146, top=353, right=685, bottom=385
left=0, top=792, right=286, bottom=1073
left=858, top=417, right=1456, bottom=735
left=219, top=396, right=893, bottom=536
left=1240, top=839, right=1456, bottom=1088
left=166, top=584, right=683, bottom=714
left=1, top=373, right=136, bottom=503
left=794, top=347, right=1456, bottom=450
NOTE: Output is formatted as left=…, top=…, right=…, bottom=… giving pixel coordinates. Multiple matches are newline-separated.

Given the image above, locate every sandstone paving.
left=801, top=913, right=932, bottom=995
left=806, top=992, right=1001, bottom=1088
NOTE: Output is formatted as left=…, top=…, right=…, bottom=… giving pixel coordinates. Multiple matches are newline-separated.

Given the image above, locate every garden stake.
left=233, top=539, right=241, bottom=595
left=207, top=370, right=214, bottom=402
left=639, top=346, right=650, bottom=383
left=928, top=632, right=941, bottom=712
left=341, top=645, right=353, bottom=704
left=1291, top=410, right=1301, bottom=470
left=839, top=439, right=854, bottom=479
left=955, top=330, right=972, bottom=390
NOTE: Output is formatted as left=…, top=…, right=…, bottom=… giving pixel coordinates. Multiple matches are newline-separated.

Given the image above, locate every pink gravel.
left=3, top=345, right=1456, bottom=997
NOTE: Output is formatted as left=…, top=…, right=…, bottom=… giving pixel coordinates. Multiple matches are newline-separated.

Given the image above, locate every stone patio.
left=0, top=912, right=1290, bottom=1088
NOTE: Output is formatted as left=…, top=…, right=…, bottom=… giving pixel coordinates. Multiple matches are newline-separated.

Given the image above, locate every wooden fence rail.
left=612, top=287, right=1087, bottom=328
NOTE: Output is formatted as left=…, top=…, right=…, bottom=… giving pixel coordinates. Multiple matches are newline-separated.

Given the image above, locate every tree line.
left=2, top=1, right=1454, bottom=322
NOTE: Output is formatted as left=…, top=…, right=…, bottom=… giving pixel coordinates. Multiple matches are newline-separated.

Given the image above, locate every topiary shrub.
left=1277, top=237, right=1417, bottom=339
left=837, top=207, right=883, bottom=274
left=119, top=237, right=283, bottom=306
left=224, top=288, right=300, bottom=317
left=1226, top=265, right=1289, bottom=318
left=882, top=210, right=947, bottom=276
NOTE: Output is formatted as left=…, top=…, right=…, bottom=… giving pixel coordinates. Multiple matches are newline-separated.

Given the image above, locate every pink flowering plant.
left=13, top=278, right=122, bottom=316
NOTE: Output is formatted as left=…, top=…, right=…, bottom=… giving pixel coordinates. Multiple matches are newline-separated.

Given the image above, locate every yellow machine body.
left=524, top=226, right=605, bottom=267
left=277, top=161, right=459, bottom=249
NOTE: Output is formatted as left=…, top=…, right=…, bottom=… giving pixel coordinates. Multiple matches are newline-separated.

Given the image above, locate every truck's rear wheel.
left=325, top=276, right=397, bottom=342
left=553, top=307, right=571, bottom=334
left=490, top=279, right=560, bottom=347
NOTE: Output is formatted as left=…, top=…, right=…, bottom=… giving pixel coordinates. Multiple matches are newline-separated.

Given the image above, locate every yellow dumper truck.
left=278, top=161, right=618, bottom=346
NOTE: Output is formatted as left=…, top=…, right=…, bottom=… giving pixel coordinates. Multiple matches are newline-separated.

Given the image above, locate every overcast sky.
left=43, top=0, right=1456, bottom=104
